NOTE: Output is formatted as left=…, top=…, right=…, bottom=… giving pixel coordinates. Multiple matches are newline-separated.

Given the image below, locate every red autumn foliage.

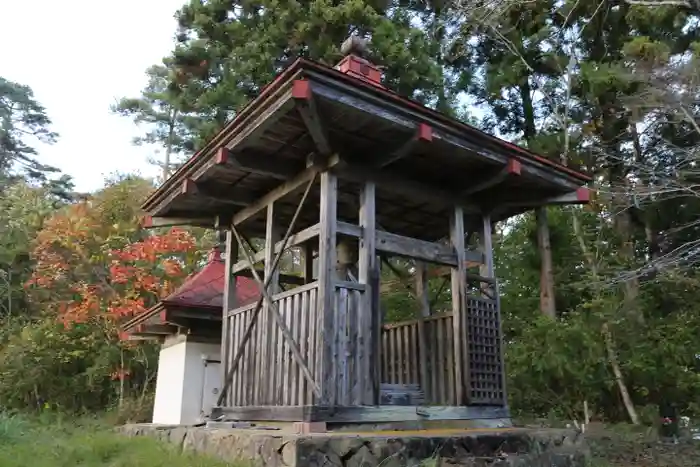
left=27, top=202, right=201, bottom=334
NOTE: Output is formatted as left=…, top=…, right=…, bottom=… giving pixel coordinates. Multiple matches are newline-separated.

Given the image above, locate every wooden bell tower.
left=140, top=35, right=591, bottom=430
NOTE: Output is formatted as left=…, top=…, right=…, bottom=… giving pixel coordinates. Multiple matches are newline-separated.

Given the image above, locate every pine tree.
left=0, top=77, right=63, bottom=187
left=159, top=0, right=446, bottom=148
left=112, top=64, right=192, bottom=182
left=452, top=0, right=570, bottom=318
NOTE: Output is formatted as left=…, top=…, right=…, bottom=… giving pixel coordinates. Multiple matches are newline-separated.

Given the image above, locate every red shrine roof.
left=121, top=249, right=259, bottom=336
left=161, top=249, right=259, bottom=309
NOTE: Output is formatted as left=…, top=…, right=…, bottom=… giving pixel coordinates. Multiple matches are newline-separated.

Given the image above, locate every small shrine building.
left=122, top=248, right=259, bottom=425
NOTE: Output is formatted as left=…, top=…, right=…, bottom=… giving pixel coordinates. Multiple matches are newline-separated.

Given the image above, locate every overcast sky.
left=0, top=0, right=185, bottom=192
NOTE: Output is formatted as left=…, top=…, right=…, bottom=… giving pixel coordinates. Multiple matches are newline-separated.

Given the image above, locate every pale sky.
left=0, top=0, right=186, bottom=192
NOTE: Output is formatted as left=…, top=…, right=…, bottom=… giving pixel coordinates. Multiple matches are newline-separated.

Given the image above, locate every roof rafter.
left=461, top=159, right=522, bottom=196
left=182, top=178, right=254, bottom=206
left=214, top=147, right=301, bottom=180
left=374, top=123, right=433, bottom=168
left=293, top=79, right=332, bottom=156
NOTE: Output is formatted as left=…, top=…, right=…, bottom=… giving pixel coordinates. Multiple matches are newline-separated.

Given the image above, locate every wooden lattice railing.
left=380, top=295, right=505, bottom=406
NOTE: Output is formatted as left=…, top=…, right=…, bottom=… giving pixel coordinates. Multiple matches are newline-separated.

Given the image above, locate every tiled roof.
left=161, top=249, right=259, bottom=309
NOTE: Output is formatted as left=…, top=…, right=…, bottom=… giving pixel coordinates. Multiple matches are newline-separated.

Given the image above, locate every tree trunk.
left=520, top=78, right=557, bottom=319
left=572, top=208, right=639, bottom=424
left=602, top=322, right=640, bottom=425
left=162, top=109, right=178, bottom=182
left=119, top=349, right=125, bottom=410
left=536, top=207, right=557, bottom=319
left=613, top=189, right=643, bottom=324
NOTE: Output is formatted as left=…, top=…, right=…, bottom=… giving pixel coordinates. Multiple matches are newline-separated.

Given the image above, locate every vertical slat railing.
left=223, top=281, right=319, bottom=407
left=380, top=313, right=455, bottom=405
left=332, top=281, right=366, bottom=406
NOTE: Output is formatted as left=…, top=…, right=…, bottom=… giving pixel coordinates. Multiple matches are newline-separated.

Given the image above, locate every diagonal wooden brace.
left=231, top=225, right=322, bottom=397
left=217, top=174, right=317, bottom=406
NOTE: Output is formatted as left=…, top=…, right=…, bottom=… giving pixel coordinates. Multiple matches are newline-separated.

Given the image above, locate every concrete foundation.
left=119, top=423, right=589, bottom=466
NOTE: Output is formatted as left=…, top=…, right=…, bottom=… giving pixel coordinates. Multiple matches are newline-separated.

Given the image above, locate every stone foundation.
left=118, top=423, right=589, bottom=466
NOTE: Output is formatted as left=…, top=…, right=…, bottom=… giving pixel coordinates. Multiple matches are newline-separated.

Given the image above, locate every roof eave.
left=141, top=58, right=308, bottom=214
left=300, top=61, right=590, bottom=184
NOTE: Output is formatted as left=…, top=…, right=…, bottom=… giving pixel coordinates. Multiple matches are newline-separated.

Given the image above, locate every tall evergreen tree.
left=156, top=0, right=446, bottom=148
left=113, top=64, right=193, bottom=183
left=0, top=77, right=74, bottom=200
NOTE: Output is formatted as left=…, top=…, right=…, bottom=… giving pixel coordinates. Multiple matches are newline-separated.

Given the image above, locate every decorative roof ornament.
left=335, top=34, right=385, bottom=89
left=340, top=35, right=369, bottom=58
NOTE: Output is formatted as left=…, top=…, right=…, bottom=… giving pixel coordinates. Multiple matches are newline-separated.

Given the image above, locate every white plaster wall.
left=152, top=340, right=187, bottom=424
left=180, top=341, right=221, bottom=424
left=151, top=336, right=221, bottom=425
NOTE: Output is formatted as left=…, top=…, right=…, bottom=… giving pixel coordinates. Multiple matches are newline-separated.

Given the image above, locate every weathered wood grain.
left=317, top=171, right=337, bottom=405
left=336, top=221, right=483, bottom=265
left=217, top=176, right=316, bottom=406
left=450, top=206, right=467, bottom=406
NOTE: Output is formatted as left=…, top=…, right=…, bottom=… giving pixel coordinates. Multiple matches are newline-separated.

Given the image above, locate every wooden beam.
left=376, top=229, right=460, bottom=265
left=135, top=323, right=178, bottom=335
left=479, top=212, right=507, bottom=406
left=236, top=268, right=305, bottom=286
left=181, top=178, right=253, bottom=206
left=214, top=147, right=301, bottom=180
left=336, top=221, right=483, bottom=265
left=497, top=186, right=590, bottom=208
left=121, top=304, right=163, bottom=331
left=329, top=155, right=480, bottom=213
left=293, top=80, right=331, bottom=156
left=126, top=334, right=163, bottom=342
left=232, top=166, right=319, bottom=227
left=214, top=404, right=510, bottom=422
left=231, top=223, right=321, bottom=276
left=142, top=215, right=215, bottom=229
left=143, top=83, right=299, bottom=216
left=159, top=308, right=221, bottom=323
left=374, top=123, right=433, bottom=168
left=461, top=159, right=521, bottom=196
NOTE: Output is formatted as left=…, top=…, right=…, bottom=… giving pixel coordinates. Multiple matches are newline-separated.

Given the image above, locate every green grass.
left=0, top=412, right=240, bottom=467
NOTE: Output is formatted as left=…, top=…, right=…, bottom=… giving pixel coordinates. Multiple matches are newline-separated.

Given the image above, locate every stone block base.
left=118, top=424, right=589, bottom=466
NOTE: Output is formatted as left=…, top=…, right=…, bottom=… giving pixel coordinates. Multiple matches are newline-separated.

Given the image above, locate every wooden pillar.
left=480, top=214, right=494, bottom=278
left=302, top=243, right=314, bottom=284
left=480, top=213, right=507, bottom=405
left=358, top=180, right=376, bottom=405
left=415, top=262, right=431, bottom=402
left=318, top=171, right=337, bottom=405
left=262, top=203, right=280, bottom=405
left=221, top=230, right=238, bottom=407
left=450, top=206, right=467, bottom=406
left=336, top=240, right=356, bottom=280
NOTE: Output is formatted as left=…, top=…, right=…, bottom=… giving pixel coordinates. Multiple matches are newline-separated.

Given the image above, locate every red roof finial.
left=335, top=34, right=384, bottom=89
left=207, top=248, right=222, bottom=263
